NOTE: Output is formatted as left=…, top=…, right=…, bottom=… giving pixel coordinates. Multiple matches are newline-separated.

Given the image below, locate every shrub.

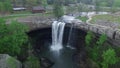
left=85, top=31, right=94, bottom=46
left=96, top=34, right=107, bottom=46
left=102, top=48, right=118, bottom=68
left=25, top=55, right=40, bottom=68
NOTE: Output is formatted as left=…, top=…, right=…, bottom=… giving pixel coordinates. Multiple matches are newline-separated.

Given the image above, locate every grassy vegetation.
left=76, top=16, right=88, bottom=22
left=90, top=14, right=120, bottom=24
left=0, top=11, right=54, bottom=20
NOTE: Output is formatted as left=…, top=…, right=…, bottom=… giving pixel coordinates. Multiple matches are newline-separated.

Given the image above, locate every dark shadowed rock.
left=40, top=57, right=54, bottom=68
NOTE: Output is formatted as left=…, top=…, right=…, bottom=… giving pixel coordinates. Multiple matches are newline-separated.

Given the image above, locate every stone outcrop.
left=18, top=17, right=53, bottom=31
left=19, top=16, right=120, bottom=46
left=74, top=22, right=120, bottom=46
left=0, top=54, right=22, bottom=68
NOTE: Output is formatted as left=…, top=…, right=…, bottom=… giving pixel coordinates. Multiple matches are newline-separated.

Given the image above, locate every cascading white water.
left=51, top=21, right=66, bottom=51
left=67, top=24, right=74, bottom=46
left=66, top=24, right=75, bottom=49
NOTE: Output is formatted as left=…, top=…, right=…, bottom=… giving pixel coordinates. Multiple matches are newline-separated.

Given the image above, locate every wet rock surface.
left=40, top=57, right=54, bottom=68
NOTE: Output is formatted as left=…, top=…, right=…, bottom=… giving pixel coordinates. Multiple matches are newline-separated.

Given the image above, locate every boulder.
left=0, top=54, right=22, bottom=68
left=62, top=15, right=75, bottom=23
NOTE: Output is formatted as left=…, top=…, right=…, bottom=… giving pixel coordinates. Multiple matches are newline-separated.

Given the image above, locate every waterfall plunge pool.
left=27, top=26, right=87, bottom=68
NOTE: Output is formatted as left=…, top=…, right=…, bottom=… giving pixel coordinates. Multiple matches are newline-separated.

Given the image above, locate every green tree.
left=0, top=0, right=12, bottom=14
left=91, top=34, right=107, bottom=62
left=96, top=34, right=107, bottom=46
left=85, top=31, right=94, bottom=46
left=26, top=0, right=38, bottom=9
left=106, top=0, right=114, bottom=7
left=102, top=48, right=118, bottom=68
left=41, top=0, right=48, bottom=9
left=113, top=0, right=120, bottom=7
left=0, top=18, right=8, bottom=36
left=94, top=0, right=101, bottom=13
left=53, top=0, right=64, bottom=19
left=0, top=18, right=28, bottom=56
left=0, top=2, right=5, bottom=13
left=22, top=0, right=27, bottom=7
left=4, top=2, right=12, bottom=13
left=85, top=33, right=108, bottom=67
left=11, top=0, right=17, bottom=7
left=77, top=3, right=83, bottom=13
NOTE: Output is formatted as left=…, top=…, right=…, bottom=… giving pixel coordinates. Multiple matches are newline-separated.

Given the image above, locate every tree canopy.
left=0, top=18, right=28, bottom=56
left=53, top=0, right=64, bottom=19
left=0, top=0, right=12, bottom=14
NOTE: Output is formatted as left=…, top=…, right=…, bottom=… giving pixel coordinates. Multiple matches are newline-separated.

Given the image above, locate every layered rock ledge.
left=17, top=16, right=120, bottom=46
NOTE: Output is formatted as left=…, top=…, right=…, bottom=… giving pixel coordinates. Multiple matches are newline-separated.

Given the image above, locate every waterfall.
left=51, top=21, right=66, bottom=51
left=67, top=24, right=75, bottom=49
left=67, top=24, right=74, bottom=46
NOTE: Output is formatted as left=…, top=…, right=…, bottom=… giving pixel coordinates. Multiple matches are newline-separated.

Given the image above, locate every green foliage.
left=102, top=48, right=118, bottom=68
left=85, top=32, right=100, bottom=64
left=41, top=0, right=48, bottom=8
left=85, top=31, right=94, bottom=46
left=7, top=57, right=17, bottom=68
left=0, top=18, right=28, bottom=56
left=26, top=0, right=38, bottom=7
left=0, top=18, right=7, bottom=35
left=90, top=45, right=100, bottom=63
left=96, top=34, right=107, bottom=46
left=77, top=4, right=83, bottom=12
left=85, top=32, right=120, bottom=68
left=0, top=2, right=4, bottom=12
left=100, top=2, right=108, bottom=7
left=0, top=1, right=12, bottom=14
left=91, top=34, right=107, bottom=62
left=53, top=1, right=64, bottom=19
left=94, top=0, right=101, bottom=12
left=85, top=33, right=109, bottom=67
left=113, top=0, right=120, bottom=7
left=7, top=21, right=28, bottom=55
left=4, top=2, right=12, bottom=12
left=25, top=55, right=40, bottom=68
left=76, top=16, right=88, bottom=22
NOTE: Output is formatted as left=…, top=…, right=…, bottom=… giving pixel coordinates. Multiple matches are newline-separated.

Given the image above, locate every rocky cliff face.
left=74, top=21, right=120, bottom=46
left=18, top=15, right=120, bottom=46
